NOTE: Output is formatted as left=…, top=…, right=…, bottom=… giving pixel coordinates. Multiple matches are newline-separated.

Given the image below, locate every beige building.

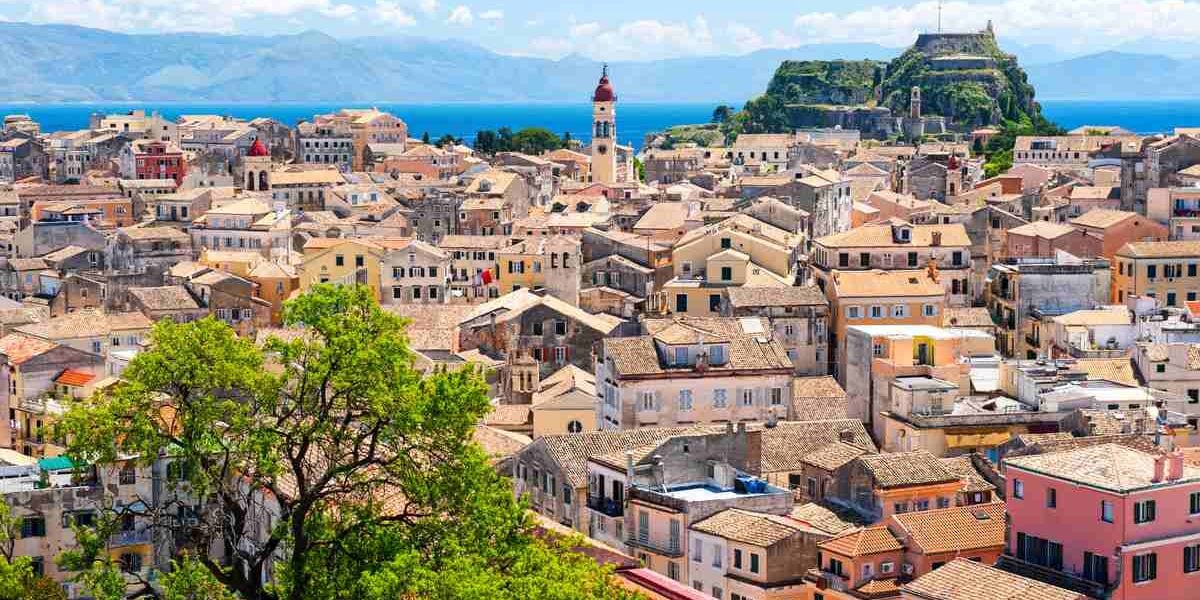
left=725, top=286, right=830, bottom=376
left=189, top=197, right=292, bottom=261
left=379, top=239, right=451, bottom=305
left=596, top=317, right=795, bottom=430
left=812, top=219, right=972, bottom=307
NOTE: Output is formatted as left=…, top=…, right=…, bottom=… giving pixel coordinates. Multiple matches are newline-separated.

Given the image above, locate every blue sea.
left=1, top=100, right=1198, bottom=150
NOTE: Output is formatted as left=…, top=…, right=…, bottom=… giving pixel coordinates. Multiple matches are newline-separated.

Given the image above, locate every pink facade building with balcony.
left=1004, top=443, right=1200, bottom=600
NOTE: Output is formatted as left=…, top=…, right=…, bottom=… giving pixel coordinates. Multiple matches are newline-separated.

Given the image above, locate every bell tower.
left=591, top=65, right=617, bottom=185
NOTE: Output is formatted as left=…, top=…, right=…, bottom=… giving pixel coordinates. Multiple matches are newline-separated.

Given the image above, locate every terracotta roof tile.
left=818, top=525, right=903, bottom=557
left=1005, top=443, right=1200, bottom=492
left=690, top=509, right=805, bottom=547
left=789, top=502, right=858, bottom=535
left=791, top=376, right=848, bottom=420
left=760, top=419, right=876, bottom=473
left=890, top=503, right=1006, bottom=554
left=1117, top=240, right=1200, bottom=258
left=831, top=269, right=945, bottom=299
left=858, top=450, right=958, bottom=488
left=816, top=222, right=970, bottom=249
left=54, top=369, right=96, bottom=387
left=0, top=333, right=58, bottom=364
left=902, top=557, right=1084, bottom=600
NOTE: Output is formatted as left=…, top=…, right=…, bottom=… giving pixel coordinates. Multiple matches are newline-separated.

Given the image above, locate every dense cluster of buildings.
left=3, top=64, right=1200, bottom=599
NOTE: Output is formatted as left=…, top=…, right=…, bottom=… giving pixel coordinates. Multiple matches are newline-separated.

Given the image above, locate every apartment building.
left=724, top=286, right=829, bottom=376
left=1113, top=240, right=1200, bottom=306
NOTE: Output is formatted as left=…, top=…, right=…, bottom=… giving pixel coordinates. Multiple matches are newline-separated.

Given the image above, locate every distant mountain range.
left=0, top=21, right=1195, bottom=103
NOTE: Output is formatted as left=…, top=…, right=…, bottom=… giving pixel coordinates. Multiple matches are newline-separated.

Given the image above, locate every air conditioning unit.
left=902, top=563, right=914, bottom=575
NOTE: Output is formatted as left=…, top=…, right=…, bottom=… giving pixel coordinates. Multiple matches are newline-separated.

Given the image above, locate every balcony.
left=806, top=569, right=848, bottom=593
left=587, top=495, right=624, bottom=518
left=628, top=535, right=683, bottom=558
left=1025, top=333, right=1040, bottom=347
left=110, top=528, right=152, bottom=547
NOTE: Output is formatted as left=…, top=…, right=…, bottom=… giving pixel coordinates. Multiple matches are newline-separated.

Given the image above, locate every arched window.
left=246, top=171, right=255, bottom=191
left=567, top=420, right=583, bottom=434
left=259, top=171, right=268, bottom=190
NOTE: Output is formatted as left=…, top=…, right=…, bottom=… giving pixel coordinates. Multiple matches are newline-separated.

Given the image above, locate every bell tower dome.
left=591, top=65, right=618, bottom=185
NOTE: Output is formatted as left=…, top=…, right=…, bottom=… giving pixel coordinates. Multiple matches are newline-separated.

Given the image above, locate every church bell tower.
left=591, top=65, right=617, bottom=185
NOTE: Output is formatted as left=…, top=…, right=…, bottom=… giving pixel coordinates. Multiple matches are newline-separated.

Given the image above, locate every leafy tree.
left=510, top=128, right=564, bottom=155
left=711, top=104, right=733, bottom=123
left=0, top=502, right=62, bottom=600
left=473, top=129, right=499, bottom=154
left=435, top=134, right=461, bottom=147
left=497, top=127, right=515, bottom=153
left=60, top=285, right=627, bottom=600
left=633, top=157, right=646, bottom=183
left=561, top=131, right=572, bottom=146
left=420, top=131, right=430, bottom=144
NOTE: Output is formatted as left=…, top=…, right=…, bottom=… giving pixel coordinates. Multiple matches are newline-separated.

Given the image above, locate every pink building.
left=1004, top=443, right=1200, bottom=600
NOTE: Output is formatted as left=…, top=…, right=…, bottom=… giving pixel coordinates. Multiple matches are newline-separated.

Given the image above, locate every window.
left=870, top=305, right=883, bottom=319
left=667, top=561, right=679, bottom=581
left=937, top=497, right=951, bottom=509
left=1015, top=533, right=1063, bottom=569
left=675, top=294, right=688, bottom=313
left=721, top=237, right=731, bottom=249
left=720, top=266, right=733, bottom=281
left=770, top=388, right=783, bottom=406
left=355, top=255, right=364, bottom=267
left=1046, top=487, right=1057, bottom=508
left=1186, top=545, right=1200, bottom=574
left=891, top=305, right=908, bottom=318
left=567, top=420, right=582, bottom=434
left=1132, top=553, right=1156, bottom=583
left=679, top=390, right=693, bottom=411
left=674, top=347, right=689, bottom=365
left=335, top=255, right=344, bottom=267
left=873, top=342, right=884, bottom=356
left=741, top=389, right=754, bottom=407
left=1134, top=499, right=1156, bottom=524
left=1083, top=551, right=1108, bottom=583
left=749, top=553, right=759, bottom=574
left=847, top=306, right=862, bottom=319
left=554, top=346, right=566, bottom=364
left=713, top=389, right=728, bottom=408
left=713, top=544, right=722, bottom=568
left=894, top=502, right=908, bottom=514
left=1148, top=265, right=1157, bottom=279
left=908, top=252, right=918, bottom=267
left=640, top=392, right=655, bottom=411
left=1157, top=364, right=1166, bottom=373
left=692, top=538, right=703, bottom=563
left=21, top=516, right=45, bottom=538
left=533, top=321, right=543, bottom=335
left=554, top=320, right=566, bottom=335
left=120, top=552, right=143, bottom=573
left=1190, top=492, right=1200, bottom=515
left=733, top=548, right=742, bottom=569
left=923, top=304, right=938, bottom=317
left=709, top=345, right=725, bottom=364
left=860, top=252, right=871, bottom=267
left=862, top=563, right=873, bottom=579
left=713, top=586, right=724, bottom=599
left=1191, top=390, right=1200, bottom=404
left=1013, top=479, right=1024, bottom=499
left=838, top=253, right=849, bottom=267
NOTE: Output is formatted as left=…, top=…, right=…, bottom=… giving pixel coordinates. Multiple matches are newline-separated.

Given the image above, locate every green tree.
left=473, top=130, right=499, bottom=155
left=420, top=131, right=431, bottom=144
left=633, top=157, right=646, bottom=183
left=60, top=285, right=627, bottom=600
left=497, top=127, right=515, bottom=153
left=561, top=131, right=572, bottom=146
left=711, top=104, right=733, bottom=123
left=435, top=134, right=461, bottom=148
left=510, top=127, right=564, bottom=155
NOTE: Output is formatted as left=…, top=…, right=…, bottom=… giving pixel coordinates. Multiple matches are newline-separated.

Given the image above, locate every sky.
left=4, top=0, right=1200, bottom=61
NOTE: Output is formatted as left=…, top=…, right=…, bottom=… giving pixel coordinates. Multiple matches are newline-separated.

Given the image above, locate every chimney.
left=1167, top=450, right=1185, bottom=481
left=1152, top=453, right=1167, bottom=482
left=839, top=428, right=855, bottom=443
left=626, top=450, right=635, bottom=481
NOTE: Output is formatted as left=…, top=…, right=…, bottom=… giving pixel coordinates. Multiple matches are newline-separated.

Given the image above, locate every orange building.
left=1070, top=208, right=1169, bottom=261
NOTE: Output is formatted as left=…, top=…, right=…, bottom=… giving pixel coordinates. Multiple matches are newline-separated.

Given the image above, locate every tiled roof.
left=386, top=304, right=475, bottom=351
left=690, top=509, right=805, bottom=547
left=819, top=525, right=903, bottom=557
left=473, top=425, right=531, bottom=460
left=1007, top=221, right=1077, bottom=239
left=858, top=450, right=958, bottom=488
left=603, top=334, right=792, bottom=377
left=536, top=427, right=701, bottom=488
left=831, top=269, right=945, bottom=299
left=855, top=577, right=902, bottom=597
left=902, top=557, right=1084, bottom=600
left=940, top=455, right=997, bottom=493
left=1117, top=240, right=1200, bottom=258
left=943, top=307, right=995, bottom=328
left=1070, top=208, right=1134, bottom=229
left=633, top=202, right=695, bottom=230
left=54, top=369, right=96, bottom=387
left=760, top=419, right=876, bottom=473
left=803, top=441, right=867, bottom=471
left=16, top=310, right=152, bottom=340
left=1072, top=358, right=1137, bottom=386
left=791, top=376, right=848, bottom=420
left=483, top=404, right=531, bottom=427
left=1005, top=443, right=1200, bottom=492
left=891, top=503, right=1006, bottom=554
left=789, top=502, right=858, bottom=535
left=1052, top=306, right=1130, bottom=327
left=725, top=285, right=827, bottom=308
left=127, top=286, right=200, bottom=311
left=644, top=316, right=761, bottom=344
left=0, top=333, right=58, bottom=365
left=816, top=222, right=970, bottom=249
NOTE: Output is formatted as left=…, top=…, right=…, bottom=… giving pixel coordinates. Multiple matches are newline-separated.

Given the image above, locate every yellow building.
left=298, top=238, right=402, bottom=299
left=199, top=248, right=263, bottom=278
left=1113, top=240, right=1200, bottom=306
left=496, top=239, right=547, bottom=294
left=827, top=269, right=947, bottom=381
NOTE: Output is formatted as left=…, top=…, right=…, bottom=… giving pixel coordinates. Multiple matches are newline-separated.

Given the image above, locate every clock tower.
left=591, top=65, right=617, bottom=184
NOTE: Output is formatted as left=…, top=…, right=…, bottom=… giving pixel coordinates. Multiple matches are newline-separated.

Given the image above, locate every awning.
left=37, top=455, right=74, bottom=471
left=945, top=432, right=1011, bottom=449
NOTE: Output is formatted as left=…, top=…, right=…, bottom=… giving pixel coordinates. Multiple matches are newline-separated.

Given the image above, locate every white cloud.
left=479, top=9, right=503, bottom=21
left=417, top=0, right=438, bottom=16
left=534, top=16, right=718, bottom=60
left=569, top=21, right=601, bottom=37
left=372, top=0, right=416, bottom=27
left=20, top=0, right=361, bottom=33
left=792, top=0, right=1200, bottom=52
left=446, top=4, right=472, bottom=25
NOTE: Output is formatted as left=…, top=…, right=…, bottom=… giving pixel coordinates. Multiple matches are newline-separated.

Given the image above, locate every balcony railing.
left=586, top=495, right=624, bottom=518
left=110, top=528, right=152, bottom=547
left=628, top=536, right=683, bottom=558
left=807, top=569, right=848, bottom=592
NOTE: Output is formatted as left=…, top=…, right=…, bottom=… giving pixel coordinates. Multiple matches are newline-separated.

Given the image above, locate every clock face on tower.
left=597, top=145, right=608, bottom=155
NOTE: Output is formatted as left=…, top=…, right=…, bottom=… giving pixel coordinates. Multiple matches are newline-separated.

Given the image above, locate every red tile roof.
left=55, top=369, right=95, bottom=387
left=0, top=333, right=58, bottom=365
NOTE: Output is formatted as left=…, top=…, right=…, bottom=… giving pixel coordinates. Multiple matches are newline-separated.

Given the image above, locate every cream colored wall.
left=532, top=408, right=596, bottom=438
left=673, top=231, right=790, bottom=280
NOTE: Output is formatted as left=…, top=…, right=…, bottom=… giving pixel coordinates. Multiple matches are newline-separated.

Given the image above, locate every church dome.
left=248, top=138, right=269, bottom=157
left=593, top=68, right=615, bottom=102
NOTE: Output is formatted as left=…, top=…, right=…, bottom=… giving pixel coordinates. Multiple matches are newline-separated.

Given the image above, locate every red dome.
left=593, top=68, right=615, bottom=102
left=248, top=138, right=269, bottom=157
